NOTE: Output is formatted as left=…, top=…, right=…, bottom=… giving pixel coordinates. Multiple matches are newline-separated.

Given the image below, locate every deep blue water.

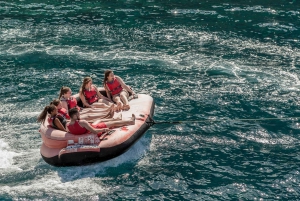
left=1, top=0, right=300, bottom=200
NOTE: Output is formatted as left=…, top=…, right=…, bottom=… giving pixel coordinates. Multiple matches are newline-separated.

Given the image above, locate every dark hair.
left=68, top=108, right=79, bottom=118
left=103, top=70, right=113, bottom=88
left=37, top=105, right=56, bottom=124
left=50, top=99, right=60, bottom=106
left=59, top=86, right=70, bottom=99
left=79, top=77, right=92, bottom=96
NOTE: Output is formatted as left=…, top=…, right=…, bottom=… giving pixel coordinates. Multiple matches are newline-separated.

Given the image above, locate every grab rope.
left=146, top=116, right=300, bottom=126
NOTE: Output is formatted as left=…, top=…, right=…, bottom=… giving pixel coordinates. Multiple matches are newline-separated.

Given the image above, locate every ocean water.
left=1, top=0, right=300, bottom=200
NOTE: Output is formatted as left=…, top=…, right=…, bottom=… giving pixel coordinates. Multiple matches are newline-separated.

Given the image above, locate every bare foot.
left=117, top=101, right=123, bottom=112
left=129, top=114, right=135, bottom=125
left=109, top=104, right=115, bottom=117
left=112, top=104, right=118, bottom=112
left=122, top=104, right=130, bottom=111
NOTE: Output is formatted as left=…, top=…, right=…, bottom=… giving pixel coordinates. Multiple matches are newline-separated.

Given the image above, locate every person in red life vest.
left=79, top=77, right=115, bottom=109
left=50, top=99, right=70, bottom=120
left=59, top=86, right=114, bottom=121
left=37, top=104, right=67, bottom=132
left=103, top=70, right=135, bottom=111
left=66, top=108, right=135, bottom=135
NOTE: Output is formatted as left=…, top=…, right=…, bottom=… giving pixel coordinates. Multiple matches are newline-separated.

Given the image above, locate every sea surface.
left=1, top=0, right=300, bottom=200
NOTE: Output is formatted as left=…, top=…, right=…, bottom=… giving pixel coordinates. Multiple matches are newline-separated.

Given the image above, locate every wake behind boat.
left=39, top=88, right=154, bottom=166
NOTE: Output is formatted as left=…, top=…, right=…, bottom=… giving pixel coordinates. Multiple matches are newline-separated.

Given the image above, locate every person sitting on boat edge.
left=79, top=76, right=115, bottom=109
left=37, top=104, right=67, bottom=132
left=67, top=108, right=136, bottom=136
left=59, top=86, right=114, bottom=121
left=103, top=70, right=136, bottom=111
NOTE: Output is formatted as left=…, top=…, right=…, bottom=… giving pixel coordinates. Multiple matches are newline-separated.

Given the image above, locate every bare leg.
left=81, top=104, right=113, bottom=116
left=113, top=96, right=123, bottom=112
left=80, top=112, right=112, bottom=122
left=108, top=103, right=115, bottom=116
left=78, top=104, right=115, bottom=122
left=98, top=98, right=114, bottom=105
left=81, top=108, right=108, bottom=114
left=120, top=91, right=130, bottom=110
left=91, top=102, right=108, bottom=108
left=86, top=113, right=122, bottom=124
left=89, top=114, right=122, bottom=123
left=82, top=98, right=114, bottom=110
left=96, top=99, right=116, bottom=115
left=98, top=96, right=113, bottom=105
left=104, top=114, right=135, bottom=128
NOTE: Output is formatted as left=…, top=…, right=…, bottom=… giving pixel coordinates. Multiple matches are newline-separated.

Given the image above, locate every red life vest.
left=67, top=120, right=88, bottom=135
left=83, top=86, right=98, bottom=104
left=66, top=97, right=78, bottom=109
left=48, top=116, right=56, bottom=128
left=61, top=97, right=80, bottom=110
left=48, top=115, right=66, bottom=129
left=106, top=76, right=123, bottom=95
left=58, top=108, right=70, bottom=120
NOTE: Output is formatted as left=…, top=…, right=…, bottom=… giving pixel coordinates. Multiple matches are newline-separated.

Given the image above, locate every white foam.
left=0, top=173, right=107, bottom=198
left=170, top=9, right=218, bottom=15
left=0, top=135, right=151, bottom=198
left=0, top=139, right=20, bottom=170
left=236, top=129, right=299, bottom=145
left=57, top=135, right=151, bottom=181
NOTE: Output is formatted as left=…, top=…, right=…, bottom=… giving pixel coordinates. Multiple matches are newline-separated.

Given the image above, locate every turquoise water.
left=1, top=0, right=300, bottom=200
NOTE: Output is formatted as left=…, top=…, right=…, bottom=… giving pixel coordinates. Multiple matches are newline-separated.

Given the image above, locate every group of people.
left=37, top=70, right=136, bottom=136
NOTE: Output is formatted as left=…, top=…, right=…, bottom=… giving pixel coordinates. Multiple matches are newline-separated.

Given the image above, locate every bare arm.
left=79, top=90, right=91, bottom=108
left=104, top=84, right=112, bottom=101
left=93, top=84, right=105, bottom=100
left=116, top=76, right=135, bottom=95
left=54, top=118, right=67, bottom=132
left=79, top=120, right=109, bottom=134
left=61, top=101, right=69, bottom=113
left=94, top=84, right=113, bottom=102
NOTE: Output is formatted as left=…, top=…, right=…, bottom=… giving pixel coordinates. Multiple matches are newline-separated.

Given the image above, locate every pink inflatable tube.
left=39, top=91, right=154, bottom=167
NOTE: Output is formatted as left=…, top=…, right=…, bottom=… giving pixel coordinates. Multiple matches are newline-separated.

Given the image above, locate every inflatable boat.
left=39, top=89, right=154, bottom=166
